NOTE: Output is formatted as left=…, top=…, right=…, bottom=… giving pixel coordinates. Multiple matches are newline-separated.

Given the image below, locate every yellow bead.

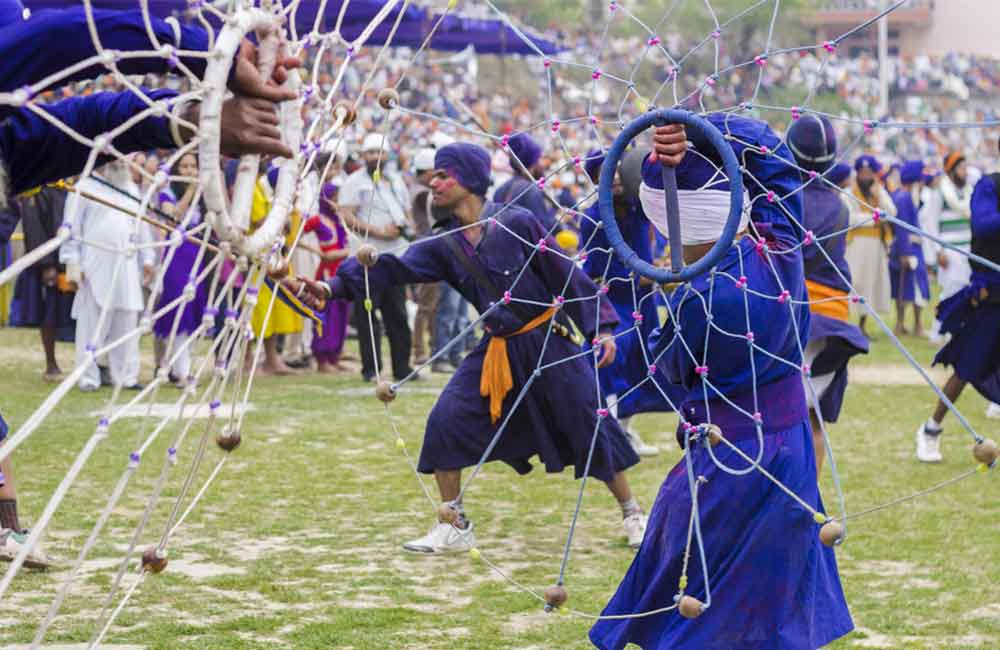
left=679, top=575, right=688, bottom=589
left=364, top=298, right=373, bottom=312
left=977, top=462, right=989, bottom=474
left=468, top=547, right=481, bottom=561
left=558, top=606, right=569, bottom=615
left=447, top=0, right=457, bottom=9
left=372, top=169, right=381, bottom=184
left=813, top=512, right=827, bottom=525
left=395, top=438, right=405, bottom=451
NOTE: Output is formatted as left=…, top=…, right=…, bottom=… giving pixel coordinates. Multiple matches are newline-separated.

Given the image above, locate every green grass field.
left=0, top=317, right=997, bottom=649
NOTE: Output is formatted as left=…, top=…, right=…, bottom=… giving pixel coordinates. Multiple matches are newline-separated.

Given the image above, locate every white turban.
left=638, top=182, right=750, bottom=246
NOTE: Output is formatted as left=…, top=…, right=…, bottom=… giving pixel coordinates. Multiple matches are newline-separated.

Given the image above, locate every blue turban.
left=900, top=160, right=925, bottom=185
left=854, top=154, right=882, bottom=173
left=787, top=114, right=837, bottom=173
left=508, top=132, right=542, bottom=170
left=223, top=158, right=240, bottom=189
left=824, top=162, right=851, bottom=187
left=584, top=148, right=605, bottom=182
left=435, top=142, right=491, bottom=197
left=922, top=168, right=941, bottom=185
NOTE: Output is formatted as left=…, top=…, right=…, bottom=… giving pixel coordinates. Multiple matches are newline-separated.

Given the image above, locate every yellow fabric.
left=480, top=307, right=557, bottom=424
left=847, top=184, right=888, bottom=244
left=249, top=178, right=303, bottom=338
left=806, top=280, right=850, bottom=322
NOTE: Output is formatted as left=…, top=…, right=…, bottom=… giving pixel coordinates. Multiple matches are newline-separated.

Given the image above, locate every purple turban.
left=787, top=114, right=837, bottom=173
left=900, top=160, right=925, bottom=185
left=922, top=168, right=941, bottom=185
left=507, top=132, right=542, bottom=170
left=824, top=162, right=851, bottom=187
left=854, top=154, right=882, bottom=173
left=583, top=148, right=605, bottom=183
left=0, top=0, right=25, bottom=27
left=435, top=143, right=491, bottom=197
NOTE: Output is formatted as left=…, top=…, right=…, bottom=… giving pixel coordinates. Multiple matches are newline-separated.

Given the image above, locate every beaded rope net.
left=0, top=0, right=995, bottom=644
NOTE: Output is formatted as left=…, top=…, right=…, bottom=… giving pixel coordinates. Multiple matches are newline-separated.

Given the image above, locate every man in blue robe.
left=302, top=143, right=649, bottom=553
left=579, top=149, right=684, bottom=458
left=916, top=137, right=1000, bottom=463
left=493, top=132, right=556, bottom=231
left=0, top=0, right=297, bottom=568
left=591, top=114, right=852, bottom=650
left=889, top=160, right=931, bottom=337
left=786, top=114, right=868, bottom=474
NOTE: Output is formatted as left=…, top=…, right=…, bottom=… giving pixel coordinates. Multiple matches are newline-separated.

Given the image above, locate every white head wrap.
left=638, top=182, right=750, bottom=246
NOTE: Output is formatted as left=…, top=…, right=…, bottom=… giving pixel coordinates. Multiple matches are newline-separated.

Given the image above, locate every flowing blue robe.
left=888, top=188, right=931, bottom=304
left=580, top=199, right=683, bottom=418
left=801, top=182, right=868, bottom=423
left=934, top=174, right=1000, bottom=402
left=327, top=201, right=639, bottom=482
left=590, top=113, right=852, bottom=650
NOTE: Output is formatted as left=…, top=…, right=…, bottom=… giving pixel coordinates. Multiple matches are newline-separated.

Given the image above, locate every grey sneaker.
left=915, top=421, right=943, bottom=463
left=0, top=529, right=53, bottom=569
left=403, top=521, right=475, bottom=554
left=623, top=513, right=647, bottom=549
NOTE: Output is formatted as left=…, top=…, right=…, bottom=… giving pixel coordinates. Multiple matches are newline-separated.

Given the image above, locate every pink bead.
left=802, top=364, right=811, bottom=375
left=705, top=76, right=716, bottom=87
left=601, top=285, right=610, bottom=294
left=777, top=290, right=790, bottom=304
left=760, top=145, right=769, bottom=155
left=537, top=238, right=547, bottom=252
left=735, top=275, right=747, bottom=288
left=823, top=40, right=836, bottom=53
left=850, top=294, right=861, bottom=304
left=592, top=69, right=602, bottom=80
left=752, top=412, right=763, bottom=423
left=754, top=55, right=767, bottom=67
left=597, top=408, right=609, bottom=417
left=573, top=155, right=582, bottom=168
left=695, top=365, right=709, bottom=376
left=863, top=120, right=874, bottom=135
left=543, top=59, right=551, bottom=68
left=551, top=120, right=561, bottom=132
left=502, top=291, right=511, bottom=304
left=808, top=170, right=818, bottom=179
left=648, top=36, right=660, bottom=47
left=745, top=331, right=755, bottom=342
left=766, top=191, right=777, bottom=203
left=872, top=208, right=882, bottom=223
left=804, top=230, right=814, bottom=245
left=608, top=1, right=617, bottom=11
left=756, top=239, right=765, bottom=253
left=791, top=106, right=801, bottom=120
left=501, top=134, right=510, bottom=147
left=648, top=364, right=657, bottom=374
left=666, top=66, right=677, bottom=80
left=555, top=295, right=565, bottom=305
left=711, top=29, right=721, bottom=39
left=632, top=311, right=643, bottom=322
left=590, top=115, right=600, bottom=125
left=579, top=251, right=588, bottom=262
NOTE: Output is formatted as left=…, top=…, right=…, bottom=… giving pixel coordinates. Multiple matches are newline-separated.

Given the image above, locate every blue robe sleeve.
left=971, top=175, right=1000, bottom=239
left=327, top=240, right=447, bottom=301
left=0, top=8, right=211, bottom=98
left=648, top=287, right=703, bottom=389
left=0, top=88, right=177, bottom=195
left=889, top=191, right=920, bottom=260
left=0, top=203, right=20, bottom=244
left=579, top=206, right=608, bottom=280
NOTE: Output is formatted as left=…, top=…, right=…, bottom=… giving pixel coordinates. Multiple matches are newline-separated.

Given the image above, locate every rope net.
left=0, top=0, right=995, bottom=643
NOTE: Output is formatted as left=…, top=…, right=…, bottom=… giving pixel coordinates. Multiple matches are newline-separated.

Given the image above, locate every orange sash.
left=480, top=307, right=557, bottom=424
left=806, top=280, right=850, bottom=321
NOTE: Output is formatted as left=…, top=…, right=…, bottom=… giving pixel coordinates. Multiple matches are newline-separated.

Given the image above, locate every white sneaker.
left=0, top=529, right=53, bottom=569
left=915, top=421, right=943, bottom=463
left=623, top=513, right=647, bottom=549
left=626, top=431, right=660, bottom=457
left=986, top=403, right=1000, bottom=420
left=403, top=521, right=476, bottom=554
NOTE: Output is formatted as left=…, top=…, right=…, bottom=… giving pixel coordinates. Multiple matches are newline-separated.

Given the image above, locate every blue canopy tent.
left=23, top=0, right=559, bottom=55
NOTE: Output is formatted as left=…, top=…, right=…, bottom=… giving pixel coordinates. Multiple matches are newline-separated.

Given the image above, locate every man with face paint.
left=591, top=114, right=852, bottom=650
left=578, top=148, right=685, bottom=458
left=845, top=155, right=897, bottom=337
left=299, top=142, right=650, bottom=553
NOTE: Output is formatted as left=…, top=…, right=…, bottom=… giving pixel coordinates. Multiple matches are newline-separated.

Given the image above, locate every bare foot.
left=318, top=362, right=340, bottom=374
left=265, top=360, right=300, bottom=376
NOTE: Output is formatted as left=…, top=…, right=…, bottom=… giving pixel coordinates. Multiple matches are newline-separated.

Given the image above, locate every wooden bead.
left=141, top=546, right=168, bottom=574
left=377, top=87, right=400, bottom=110
left=678, top=595, right=704, bottom=619
left=333, top=100, right=357, bottom=126
left=266, top=258, right=289, bottom=280
left=543, top=585, right=568, bottom=609
left=375, top=381, right=396, bottom=403
left=973, top=439, right=998, bottom=465
left=356, top=244, right=379, bottom=268
left=216, top=429, right=242, bottom=452
left=819, top=521, right=844, bottom=547
left=437, top=502, right=459, bottom=524
left=705, top=424, right=723, bottom=447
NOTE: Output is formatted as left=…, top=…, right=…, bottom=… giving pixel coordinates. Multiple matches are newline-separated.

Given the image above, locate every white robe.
left=845, top=184, right=896, bottom=316
left=59, top=176, right=155, bottom=389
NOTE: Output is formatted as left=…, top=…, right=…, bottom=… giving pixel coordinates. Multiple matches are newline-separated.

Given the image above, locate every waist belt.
left=481, top=306, right=557, bottom=424
left=848, top=225, right=883, bottom=241
left=806, top=280, right=849, bottom=321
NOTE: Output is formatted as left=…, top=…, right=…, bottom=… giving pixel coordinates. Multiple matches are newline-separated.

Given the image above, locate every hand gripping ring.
left=598, top=109, right=744, bottom=284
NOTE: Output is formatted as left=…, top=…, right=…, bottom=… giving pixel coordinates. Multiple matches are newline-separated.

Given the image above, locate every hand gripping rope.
left=597, top=108, right=744, bottom=283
